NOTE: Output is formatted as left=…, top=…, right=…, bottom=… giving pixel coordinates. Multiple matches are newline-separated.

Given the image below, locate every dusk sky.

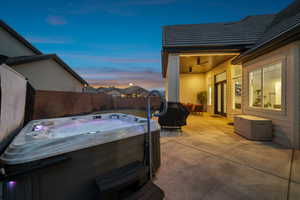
left=0, top=0, right=293, bottom=89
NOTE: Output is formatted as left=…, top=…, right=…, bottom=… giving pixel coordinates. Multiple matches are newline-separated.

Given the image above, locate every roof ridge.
left=163, top=14, right=275, bottom=28
left=0, top=20, right=42, bottom=55
left=163, top=14, right=275, bottom=47
left=232, top=0, right=300, bottom=64
left=5, top=53, right=88, bottom=85
left=267, top=0, right=300, bottom=28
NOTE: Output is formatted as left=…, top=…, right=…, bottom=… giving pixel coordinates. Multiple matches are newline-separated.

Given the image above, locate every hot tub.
left=0, top=113, right=161, bottom=200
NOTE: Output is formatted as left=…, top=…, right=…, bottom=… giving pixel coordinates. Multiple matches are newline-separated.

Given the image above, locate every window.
left=232, top=77, right=242, bottom=109
left=249, top=62, right=282, bottom=110
left=249, top=69, right=262, bottom=108
left=263, top=63, right=282, bottom=110
left=232, top=66, right=242, bottom=110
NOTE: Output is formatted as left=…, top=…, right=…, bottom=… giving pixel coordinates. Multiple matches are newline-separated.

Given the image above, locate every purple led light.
left=7, top=181, right=16, bottom=189
left=34, top=125, right=44, bottom=131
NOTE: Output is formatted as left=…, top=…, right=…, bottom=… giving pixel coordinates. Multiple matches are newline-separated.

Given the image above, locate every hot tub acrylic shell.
left=1, top=113, right=161, bottom=200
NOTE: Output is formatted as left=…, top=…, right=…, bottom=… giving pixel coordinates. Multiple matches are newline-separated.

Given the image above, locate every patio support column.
left=167, top=54, right=180, bottom=102
left=158, top=53, right=189, bottom=132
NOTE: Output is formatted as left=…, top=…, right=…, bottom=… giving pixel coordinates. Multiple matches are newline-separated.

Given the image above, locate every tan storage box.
left=234, top=115, right=272, bottom=141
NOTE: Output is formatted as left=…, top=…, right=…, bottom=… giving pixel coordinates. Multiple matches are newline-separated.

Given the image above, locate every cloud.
left=46, top=15, right=67, bottom=26
left=57, top=51, right=162, bottom=89
left=121, top=0, right=177, bottom=6
left=207, top=2, right=233, bottom=8
left=85, top=43, right=149, bottom=51
left=48, top=0, right=177, bottom=16
left=75, top=67, right=163, bottom=89
left=61, top=53, right=160, bottom=64
left=74, top=65, right=160, bottom=74
left=48, top=1, right=132, bottom=16
left=103, top=57, right=160, bottom=64
left=26, top=36, right=72, bottom=44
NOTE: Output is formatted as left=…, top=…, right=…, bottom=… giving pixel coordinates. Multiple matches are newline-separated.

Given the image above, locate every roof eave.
left=163, top=44, right=251, bottom=52
left=232, top=24, right=300, bottom=65
left=6, top=54, right=56, bottom=65
left=161, top=44, right=247, bottom=78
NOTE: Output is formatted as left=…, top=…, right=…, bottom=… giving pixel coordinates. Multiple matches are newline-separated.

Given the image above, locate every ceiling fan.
left=196, top=57, right=208, bottom=65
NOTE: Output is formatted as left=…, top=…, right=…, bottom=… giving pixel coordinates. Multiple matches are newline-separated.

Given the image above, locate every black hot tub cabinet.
left=0, top=113, right=161, bottom=200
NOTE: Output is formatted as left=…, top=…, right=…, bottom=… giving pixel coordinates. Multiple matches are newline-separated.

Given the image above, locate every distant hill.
left=96, top=86, right=150, bottom=97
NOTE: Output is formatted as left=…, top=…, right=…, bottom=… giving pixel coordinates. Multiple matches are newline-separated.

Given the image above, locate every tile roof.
left=5, top=54, right=88, bottom=85
left=233, top=0, right=300, bottom=62
left=162, top=14, right=275, bottom=47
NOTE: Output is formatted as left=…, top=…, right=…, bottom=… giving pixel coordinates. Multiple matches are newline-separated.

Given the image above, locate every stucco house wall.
left=242, top=41, right=300, bottom=148
left=10, top=59, right=84, bottom=92
left=179, top=73, right=206, bottom=104
left=0, top=26, right=36, bottom=57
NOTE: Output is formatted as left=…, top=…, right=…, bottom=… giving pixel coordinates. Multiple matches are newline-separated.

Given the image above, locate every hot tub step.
left=124, top=181, right=165, bottom=200
left=95, top=161, right=148, bottom=199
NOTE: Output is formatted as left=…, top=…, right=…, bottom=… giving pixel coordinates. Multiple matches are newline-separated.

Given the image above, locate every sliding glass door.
left=215, top=72, right=227, bottom=116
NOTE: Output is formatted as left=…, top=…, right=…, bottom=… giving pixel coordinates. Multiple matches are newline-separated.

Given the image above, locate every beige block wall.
left=10, top=59, right=84, bottom=92
left=242, top=42, right=300, bottom=148
left=179, top=73, right=206, bottom=104
left=0, top=26, right=36, bottom=57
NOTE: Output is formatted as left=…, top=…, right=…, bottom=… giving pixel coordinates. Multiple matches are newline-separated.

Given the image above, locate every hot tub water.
left=0, top=113, right=159, bottom=164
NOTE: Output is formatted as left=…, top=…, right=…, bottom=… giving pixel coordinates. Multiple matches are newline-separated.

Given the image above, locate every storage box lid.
left=0, top=64, right=27, bottom=155
left=235, top=115, right=271, bottom=121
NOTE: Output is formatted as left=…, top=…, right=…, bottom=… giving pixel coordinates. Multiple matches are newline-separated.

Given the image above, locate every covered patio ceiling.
left=179, top=54, right=236, bottom=73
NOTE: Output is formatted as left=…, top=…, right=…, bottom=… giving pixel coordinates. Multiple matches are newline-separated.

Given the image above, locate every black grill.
left=158, top=102, right=189, bottom=128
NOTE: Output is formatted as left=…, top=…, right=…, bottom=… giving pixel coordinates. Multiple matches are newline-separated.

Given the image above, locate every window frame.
left=232, top=76, right=242, bottom=110
left=249, top=68, right=263, bottom=109
left=231, top=65, right=242, bottom=110
left=246, top=57, right=286, bottom=115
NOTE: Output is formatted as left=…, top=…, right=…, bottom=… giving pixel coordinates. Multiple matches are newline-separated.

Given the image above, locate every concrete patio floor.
left=154, top=114, right=300, bottom=200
